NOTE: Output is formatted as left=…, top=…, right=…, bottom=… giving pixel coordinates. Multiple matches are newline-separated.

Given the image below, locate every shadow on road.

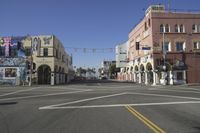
left=0, top=102, right=18, bottom=106
left=70, top=79, right=133, bottom=85
left=193, top=127, right=200, bottom=132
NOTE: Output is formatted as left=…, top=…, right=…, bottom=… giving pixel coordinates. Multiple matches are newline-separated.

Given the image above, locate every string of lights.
left=64, top=46, right=115, bottom=53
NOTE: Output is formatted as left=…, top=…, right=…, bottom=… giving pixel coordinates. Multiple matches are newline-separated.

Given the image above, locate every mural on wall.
left=0, top=36, right=27, bottom=85
left=5, top=68, right=17, bottom=77
left=0, top=37, right=12, bottom=57
left=43, top=36, right=52, bottom=45
left=0, top=36, right=26, bottom=57
left=0, top=68, right=3, bottom=79
left=32, top=37, right=41, bottom=56
left=32, top=37, right=38, bottom=51
left=0, top=58, right=26, bottom=66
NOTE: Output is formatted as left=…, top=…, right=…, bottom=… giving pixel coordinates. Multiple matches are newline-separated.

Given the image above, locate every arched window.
left=144, top=22, right=147, bottom=30
left=175, top=24, right=179, bottom=32
left=148, top=18, right=151, bottom=27
left=180, top=24, right=184, bottom=32
left=160, top=24, right=164, bottom=32
left=165, top=24, right=170, bottom=32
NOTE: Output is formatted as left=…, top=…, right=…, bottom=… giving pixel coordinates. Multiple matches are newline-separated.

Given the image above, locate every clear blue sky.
left=1, top=0, right=200, bottom=68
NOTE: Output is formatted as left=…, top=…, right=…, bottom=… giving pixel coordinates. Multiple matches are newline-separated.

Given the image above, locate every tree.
left=76, top=67, right=86, bottom=76
left=109, top=64, right=116, bottom=79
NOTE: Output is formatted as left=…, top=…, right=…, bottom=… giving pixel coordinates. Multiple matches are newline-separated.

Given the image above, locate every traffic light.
left=136, top=42, right=140, bottom=50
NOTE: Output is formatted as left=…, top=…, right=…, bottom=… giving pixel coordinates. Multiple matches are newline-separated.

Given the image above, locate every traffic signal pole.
left=29, top=38, right=32, bottom=86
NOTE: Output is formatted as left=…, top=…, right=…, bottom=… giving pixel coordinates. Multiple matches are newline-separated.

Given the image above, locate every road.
left=0, top=80, right=200, bottom=133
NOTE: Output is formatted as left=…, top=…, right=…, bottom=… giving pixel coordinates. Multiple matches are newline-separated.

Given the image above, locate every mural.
left=0, top=68, right=3, bottom=79
left=5, top=68, right=17, bottom=77
left=32, top=37, right=41, bottom=56
left=0, top=79, right=16, bottom=85
left=0, top=58, right=26, bottom=66
left=43, top=36, right=52, bottom=45
left=0, top=37, right=12, bottom=57
left=0, top=36, right=27, bottom=57
left=0, top=57, right=26, bottom=85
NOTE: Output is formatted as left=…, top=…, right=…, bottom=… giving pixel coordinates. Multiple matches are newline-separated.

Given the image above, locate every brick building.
left=117, top=5, right=200, bottom=85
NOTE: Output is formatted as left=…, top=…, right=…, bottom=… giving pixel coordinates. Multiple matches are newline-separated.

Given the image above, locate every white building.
left=100, top=60, right=116, bottom=79
left=116, top=41, right=128, bottom=68
left=115, top=41, right=130, bottom=81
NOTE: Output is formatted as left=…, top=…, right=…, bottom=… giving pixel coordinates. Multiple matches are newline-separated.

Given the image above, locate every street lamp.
left=162, top=32, right=167, bottom=85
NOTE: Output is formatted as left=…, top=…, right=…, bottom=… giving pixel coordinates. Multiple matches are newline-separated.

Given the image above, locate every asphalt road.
left=0, top=80, right=200, bottom=133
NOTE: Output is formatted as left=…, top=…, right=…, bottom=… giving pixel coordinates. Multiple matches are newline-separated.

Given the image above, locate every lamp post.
left=163, top=32, right=166, bottom=70
left=162, top=32, right=167, bottom=85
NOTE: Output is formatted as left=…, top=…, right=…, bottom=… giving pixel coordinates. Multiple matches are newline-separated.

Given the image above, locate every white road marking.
left=148, top=88, right=158, bottom=90
left=148, top=88, right=200, bottom=94
left=39, top=101, right=200, bottom=110
left=39, top=92, right=127, bottom=109
left=0, top=87, right=41, bottom=97
left=97, top=83, right=101, bottom=86
left=170, top=85, right=200, bottom=91
left=46, top=87, right=89, bottom=91
left=185, top=87, right=200, bottom=91
left=127, top=92, right=200, bottom=100
left=0, top=89, right=91, bottom=101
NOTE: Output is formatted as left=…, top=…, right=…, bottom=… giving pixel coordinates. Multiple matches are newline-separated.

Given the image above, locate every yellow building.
left=23, top=35, right=74, bottom=85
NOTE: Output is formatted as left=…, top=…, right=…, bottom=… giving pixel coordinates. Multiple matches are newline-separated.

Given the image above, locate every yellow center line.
left=125, top=105, right=166, bottom=133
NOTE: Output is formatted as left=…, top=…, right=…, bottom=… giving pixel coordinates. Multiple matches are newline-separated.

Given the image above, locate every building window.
left=55, top=49, right=58, bottom=58
left=62, top=55, right=65, bottom=62
left=160, top=24, right=164, bottom=32
left=165, top=24, right=170, bottom=32
left=198, top=25, right=200, bottom=33
left=163, top=42, right=171, bottom=52
left=175, top=24, right=185, bottom=33
left=176, top=42, right=185, bottom=51
left=43, top=48, right=48, bottom=57
left=25, top=48, right=31, bottom=56
left=0, top=47, right=5, bottom=56
left=193, top=42, right=198, bottom=49
left=193, top=42, right=200, bottom=49
left=148, top=18, right=151, bottom=27
left=192, top=24, right=197, bottom=32
left=192, top=24, right=200, bottom=33
left=175, top=24, right=179, bottom=32
left=177, top=72, right=183, bottom=80
left=180, top=24, right=184, bottom=32
left=145, top=22, right=147, bottom=30
left=10, top=47, right=18, bottom=57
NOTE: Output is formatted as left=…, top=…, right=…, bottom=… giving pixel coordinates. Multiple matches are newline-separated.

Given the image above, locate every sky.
left=1, top=0, right=200, bottom=69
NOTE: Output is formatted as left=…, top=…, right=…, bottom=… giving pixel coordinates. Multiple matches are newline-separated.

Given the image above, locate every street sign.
left=142, top=47, right=151, bottom=50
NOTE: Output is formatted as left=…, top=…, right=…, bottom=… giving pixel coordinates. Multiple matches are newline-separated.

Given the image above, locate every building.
left=0, top=36, right=27, bottom=85
left=100, top=60, right=116, bottom=79
left=115, top=41, right=129, bottom=81
left=118, top=5, right=200, bottom=85
left=0, top=35, right=74, bottom=85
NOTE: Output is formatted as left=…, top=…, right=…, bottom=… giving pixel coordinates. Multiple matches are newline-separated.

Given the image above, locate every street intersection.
left=0, top=81, right=200, bottom=133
